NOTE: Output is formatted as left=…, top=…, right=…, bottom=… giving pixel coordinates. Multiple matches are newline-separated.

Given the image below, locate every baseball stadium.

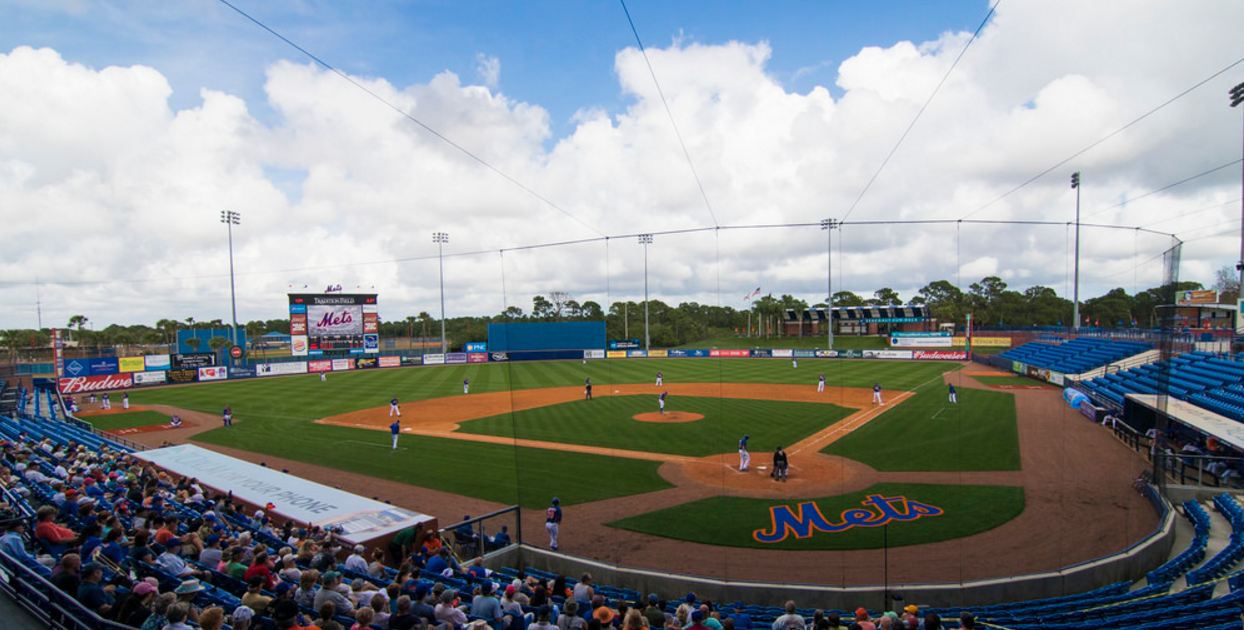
left=3, top=2, right=1244, bottom=630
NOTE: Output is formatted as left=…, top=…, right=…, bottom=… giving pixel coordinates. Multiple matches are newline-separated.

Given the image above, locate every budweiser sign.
left=913, top=351, right=968, bottom=361
left=58, top=374, right=134, bottom=394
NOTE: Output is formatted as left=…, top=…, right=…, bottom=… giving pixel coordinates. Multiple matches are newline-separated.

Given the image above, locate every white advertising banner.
left=143, top=354, right=171, bottom=370
left=889, top=336, right=953, bottom=348
left=423, top=353, right=446, bottom=365
left=290, top=335, right=309, bottom=357
left=197, top=366, right=228, bottom=381
left=862, top=350, right=914, bottom=360
left=331, top=358, right=353, bottom=371
left=307, top=304, right=364, bottom=337
left=772, top=349, right=794, bottom=358
left=132, top=371, right=168, bottom=385
left=583, top=349, right=606, bottom=359
left=132, top=444, right=433, bottom=543
left=258, top=362, right=308, bottom=377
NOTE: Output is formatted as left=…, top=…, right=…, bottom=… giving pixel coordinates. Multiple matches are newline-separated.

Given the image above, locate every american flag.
left=744, top=287, right=762, bottom=301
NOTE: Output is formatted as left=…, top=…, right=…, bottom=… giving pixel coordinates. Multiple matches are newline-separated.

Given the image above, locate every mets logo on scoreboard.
left=752, top=495, right=944, bottom=543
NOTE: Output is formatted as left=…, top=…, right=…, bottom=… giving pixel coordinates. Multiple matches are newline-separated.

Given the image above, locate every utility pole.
left=35, top=278, right=42, bottom=330
left=1070, top=173, right=1081, bottom=332
left=433, top=232, right=449, bottom=353
left=639, top=234, right=653, bottom=351
left=220, top=211, right=241, bottom=349
left=821, top=218, right=837, bottom=348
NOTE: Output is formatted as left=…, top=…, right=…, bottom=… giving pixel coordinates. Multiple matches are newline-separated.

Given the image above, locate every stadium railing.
left=0, top=548, right=133, bottom=630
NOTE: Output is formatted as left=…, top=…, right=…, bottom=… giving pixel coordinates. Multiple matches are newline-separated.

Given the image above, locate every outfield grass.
left=821, top=379, right=1020, bottom=471
left=609, top=483, right=1025, bottom=550
left=83, top=410, right=170, bottom=431
left=457, top=395, right=853, bottom=457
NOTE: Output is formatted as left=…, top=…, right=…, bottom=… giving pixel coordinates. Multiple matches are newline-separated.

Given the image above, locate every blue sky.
left=1, top=0, right=986, bottom=135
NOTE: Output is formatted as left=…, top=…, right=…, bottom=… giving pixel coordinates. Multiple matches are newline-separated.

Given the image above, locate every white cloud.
left=2, top=1, right=1243, bottom=329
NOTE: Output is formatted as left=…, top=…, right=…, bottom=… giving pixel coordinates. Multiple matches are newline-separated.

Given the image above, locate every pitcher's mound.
left=633, top=411, right=704, bottom=423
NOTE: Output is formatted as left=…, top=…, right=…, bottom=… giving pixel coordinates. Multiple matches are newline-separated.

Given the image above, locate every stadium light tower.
left=220, top=210, right=241, bottom=350
left=821, top=218, right=837, bottom=349
left=639, top=233, right=653, bottom=352
left=1070, top=172, right=1081, bottom=332
left=1231, top=81, right=1244, bottom=297
left=433, top=232, right=449, bottom=354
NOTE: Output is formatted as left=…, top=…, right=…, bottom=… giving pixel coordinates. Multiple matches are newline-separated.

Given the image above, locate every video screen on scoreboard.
left=288, top=294, right=379, bottom=356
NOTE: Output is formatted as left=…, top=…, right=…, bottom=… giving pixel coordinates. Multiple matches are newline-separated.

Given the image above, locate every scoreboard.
left=288, top=293, right=379, bottom=356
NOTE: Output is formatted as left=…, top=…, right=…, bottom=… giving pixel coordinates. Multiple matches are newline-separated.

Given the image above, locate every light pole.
left=821, top=218, right=837, bottom=349
left=1230, top=81, right=1244, bottom=298
left=1070, top=173, right=1081, bottom=332
left=639, top=234, right=653, bottom=352
left=220, top=210, right=241, bottom=351
left=433, top=232, right=449, bottom=354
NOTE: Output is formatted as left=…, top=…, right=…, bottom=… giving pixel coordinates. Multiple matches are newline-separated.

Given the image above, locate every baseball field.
left=111, top=357, right=1155, bottom=583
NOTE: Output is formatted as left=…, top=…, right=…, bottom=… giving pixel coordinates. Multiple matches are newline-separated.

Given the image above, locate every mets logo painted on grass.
left=753, top=495, right=944, bottom=543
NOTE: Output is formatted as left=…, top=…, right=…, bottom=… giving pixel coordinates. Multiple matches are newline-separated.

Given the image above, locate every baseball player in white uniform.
left=817, top=373, right=825, bottom=393
left=873, top=383, right=884, bottom=405
left=658, top=391, right=668, bottom=414
left=655, top=371, right=663, bottom=386
left=389, top=397, right=401, bottom=417
left=792, top=358, right=798, bottom=368
left=122, top=393, right=129, bottom=410
left=463, top=378, right=470, bottom=394
left=738, top=435, right=751, bottom=472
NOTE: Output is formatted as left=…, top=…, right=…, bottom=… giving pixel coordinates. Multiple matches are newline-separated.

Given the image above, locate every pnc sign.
left=752, top=494, right=944, bottom=544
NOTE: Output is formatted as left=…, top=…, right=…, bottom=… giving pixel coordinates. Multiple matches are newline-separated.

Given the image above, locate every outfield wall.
left=487, top=321, right=606, bottom=352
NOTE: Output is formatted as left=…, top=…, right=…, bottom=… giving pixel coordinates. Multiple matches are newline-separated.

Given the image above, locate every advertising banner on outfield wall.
left=134, top=444, right=433, bottom=545
left=445, top=353, right=468, bottom=365
left=648, top=349, right=668, bottom=358
left=913, top=351, right=968, bottom=360
left=890, top=336, right=953, bottom=348
left=132, top=371, right=167, bottom=385
left=363, top=334, right=379, bottom=354
left=668, top=349, right=709, bottom=358
left=118, top=357, right=146, bottom=373
left=290, top=314, right=307, bottom=336
left=197, top=366, right=228, bottom=381
left=400, top=356, right=423, bottom=366
left=307, top=360, right=332, bottom=373
left=467, top=353, right=488, bottom=364
left=379, top=356, right=401, bottom=368
left=583, top=349, right=606, bottom=359
left=291, top=335, right=309, bottom=357
left=423, top=353, right=446, bottom=365
left=627, top=350, right=648, bottom=358
left=487, top=352, right=507, bottom=362
left=710, top=349, right=750, bottom=358
left=168, top=369, right=199, bottom=383
left=606, top=350, right=627, bottom=359
left=355, top=357, right=379, bottom=369
left=751, top=349, right=772, bottom=358
left=862, top=350, right=913, bottom=359
left=793, top=349, right=817, bottom=358
left=258, top=362, right=308, bottom=377
left=87, top=357, right=119, bottom=375
left=173, top=353, right=217, bottom=369
left=62, top=358, right=90, bottom=378
left=891, top=331, right=950, bottom=337
left=144, top=354, right=171, bottom=370
left=1049, top=371, right=1065, bottom=386
left=955, top=336, right=1011, bottom=347
left=464, top=342, right=487, bottom=353
left=772, top=349, right=794, bottom=358
left=231, top=367, right=256, bottom=379
left=58, top=374, right=133, bottom=394
left=1011, top=361, right=1025, bottom=374
left=331, top=359, right=353, bottom=371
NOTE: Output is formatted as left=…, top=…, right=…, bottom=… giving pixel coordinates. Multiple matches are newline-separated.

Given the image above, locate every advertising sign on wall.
left=423, top=353, right=446, bottom=365
left=52, top=328, right=64, bottom=377
left=355, top=357, right=379, bottom=369
left=132, top=371, right=167, bottom=385
left=890, top=336, right=953, bottom=348
left=231, top=367, right=257, bottom=379
left=197, top=366, right=228, bottom=381
left=307, top=360, right=333, bottom=373
left=144, top=354, right=171, bottom=370
left=58, top=374, right=133, bottom=394
left=608, top=339, right=641, bottom=350
left=172, top=353, right=217, bottom=369
left=583, top=349, right=606, bottom=359
left=648, top=349, right=668, bottom=358
left=606, top=350, right=627, bottom=359
left=862, top=350, right=914, bottom=359
left=445, top=353, right=468, bottom=365
left=290, top=314, right=307, bottom=336
left=168, top=369, right=199, bottom=383
left=258, top=362, right=308, bottom=377
left=308, top=304, right=363, bottom=336
left=379, top=356, right=401, bottom=368
left=464, top=342, right=488, bottom=353
left=118, top=357, right=146, bottom=373
left=62, top=358, right=90, bottom=378
left=87, top=357, right=119, bottom=375
left=913, top=351, right=968, bottom=360
left=750, top=349, right=773, bottom=358
left=891, top=331, right=950, bottom=337
left=487, top=353, right=507, bottom=362
left=331, top=358, right=353, bottom=371
left=291, top=335, right=309, bottom=357
left=627, top=350, right=648, bottom=358
left=467, top=353, right=488, bottom=363
left=400, top=356, right=424, bottom=366
left=710, top=349, right=750, bottom=358
left=1011, top=361, right=1025, bottom=374
left=668, top=349, right=709, bottom=358
left=1178, top=289, right=1218, bottom=305
left=362, top=312, right=379, bottom=334
left=955, top=336, right=1011, bottom=347
left=793, top=349, right=817, bottom=358
left=363, top=334, right=380, bottom=354
left=772, top=349, right=794, bottom=358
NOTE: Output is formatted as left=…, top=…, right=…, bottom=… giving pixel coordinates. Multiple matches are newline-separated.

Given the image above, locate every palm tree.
left=185, top=337, right=202, bottom=352
left=155, top=319, right=178, bottom=345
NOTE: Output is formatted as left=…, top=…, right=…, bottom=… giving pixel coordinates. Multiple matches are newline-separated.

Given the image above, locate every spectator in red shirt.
left=243, top=552, right=277, bottom=590
left=34, top=505, right=77, bottom=546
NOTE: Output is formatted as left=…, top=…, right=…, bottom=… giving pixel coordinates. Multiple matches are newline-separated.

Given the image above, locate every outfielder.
left=320, top=372, right=327, bottom=382
left=658, top=391, right=668, bottom=414
left=817, top=373, right=825, bottom=393
left=738, top=435, right=751, bottom=472
left=389, top=396, right=401, bottom=417
left=948, top=383, right=957, bottom=404
left=655, top=371, right=663, bottom=386
left=792, top=358, right=798, bottom=369
left=463, top=378, right=470, bottom=395
left=873, top=383, right=884, bottom=405
left=545, top=497, right=562, bottom=551
left=390, top=419, right=401, bottom=450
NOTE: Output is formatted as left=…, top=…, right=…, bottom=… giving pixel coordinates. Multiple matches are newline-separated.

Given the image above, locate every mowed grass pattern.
left=84, top=410, right=170, bottom=431
left=457, top=395, right=854, bottom=457
left=821, top=379, right=1020, bottom=471
left=609, top=483, right=1026, bottom=550
left=128, top=359, right=957, bottom=506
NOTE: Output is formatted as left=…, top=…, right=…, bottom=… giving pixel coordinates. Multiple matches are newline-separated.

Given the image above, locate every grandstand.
left=999, top=338, right=1153, bottom=376
left=1078, top=351, right=1244, bottom=421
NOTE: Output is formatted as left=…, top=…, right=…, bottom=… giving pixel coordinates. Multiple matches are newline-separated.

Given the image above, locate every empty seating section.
left=1145, top=500, right=1211, bottom=585
left=1000, top=338, right=1151, bottom=375
left=1079, top=352, right=1244, bottom=421
left=1186, top=494, right=1244, bottom=585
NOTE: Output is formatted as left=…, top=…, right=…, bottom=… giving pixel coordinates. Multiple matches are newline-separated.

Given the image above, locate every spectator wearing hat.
left=852, top=608, right=876, bottom=630
left=727, top=602, right=751, bottom=630
left=643, top=595, right=667, bottom=629
left=173, top=578, right=206, bottom=619
left=771, top=601, right=804, bottom=630
left=686, top=610, right=712, bottom=630
left=242, top=575, right=274, bottom=616
left=50, top=552, right=82, bottom=595
left=471, top=580, right=508, bottom=630
left=344, top=544, right=369, bottom=574
left=116, top=580, right=159, bottom=627
left=558, top=600, right=586, bottom=630
left=592, top=596, right=618, bottom=628
left=199, top=534, right=223, bottom=567
left=411, top=583, right=438, bottom=625
left=315, top=571, right=355, bottom=617
left=76, top=562, right=115, bottom=616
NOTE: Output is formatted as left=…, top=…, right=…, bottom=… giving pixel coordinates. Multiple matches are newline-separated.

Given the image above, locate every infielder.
left=390, top=419, right=401, bottom=450
left=545, top=497, right=562, bottom=551
left=222, top=405, right=233, bottom=428
left=101, top=393, right=111, bottom=410
left=948, top=383, right=957, bottom=404
left=738, top=435, right=751, bottom=472
left=655, top=371, right=663, bottom=386
left=389, top=396, right=401, bottom=417
left=121, top=393, right=129, bottom=410
left=658, top=391, right=668, bottom=414
left=817, top=373, right=825, bottom=393
left=584, top=377, right=593, bottom=401
left=463, top=378, right=470, bottom=395
left=873, top=383, right=884, bottom=405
